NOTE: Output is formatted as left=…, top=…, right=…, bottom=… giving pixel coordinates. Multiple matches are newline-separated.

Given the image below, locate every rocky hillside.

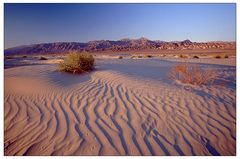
left=5, top=38, right=236, bottom=55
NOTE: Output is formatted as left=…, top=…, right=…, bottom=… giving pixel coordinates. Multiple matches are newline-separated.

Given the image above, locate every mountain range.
left=4, top=38, right=236, bottom=55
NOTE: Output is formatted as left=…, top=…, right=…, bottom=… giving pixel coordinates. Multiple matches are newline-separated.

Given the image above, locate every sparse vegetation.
left=179, top=54, right=188, bottom=58
left=193, top=55, right=199, bottom=59
left=215, top=55, right=221, bottom=59
left=131, top=55, right=136, bottom=59
left=5, top=56, right=14, bottom=59
left=131, top=55, right=143, bottom=59
left=39, top=56, right=48, bottom=60
left=163, top=54, right=166, bottom=57
left=159, top=54, right=166, bottom=57
left=169, top=62, right=217, bottom=85
left=224, top=54, right=229, bottom=58
left=145, top=55, right=153, bottom=58
left=118, top=56, right=123, bottom=59
left=59, top=52, right=94, bottom=73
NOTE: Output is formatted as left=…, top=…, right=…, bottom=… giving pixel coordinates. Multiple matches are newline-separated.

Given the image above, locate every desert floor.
left=4, top=56, right=236, bottom=155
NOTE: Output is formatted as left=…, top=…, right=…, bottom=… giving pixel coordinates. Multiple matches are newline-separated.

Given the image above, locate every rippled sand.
left=4, top=58, right=236, bottom=155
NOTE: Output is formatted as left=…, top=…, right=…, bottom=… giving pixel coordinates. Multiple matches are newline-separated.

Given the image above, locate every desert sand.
left=4, top=57, right=236, bottom=155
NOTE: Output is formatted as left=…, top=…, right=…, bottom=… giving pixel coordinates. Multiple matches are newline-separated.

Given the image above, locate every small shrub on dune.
left=169, top=62, right=217, bottom=85
left=22, top=55, right=27, bottom=58
left=193, top=55, right=199, bottom=59
left=131, top=55, right=143, bottom=59
left=179, top=54, right=187, bottom=58
left=145, top=55, right=153, bottom=58
left=5, top=56, right=14, bottom=59
left=224, top=54, right=229, bottom=58
left=214, top=55, right=221, bottom=59
left=131, top=55, right=136, bottom=59
left=59, top=52, right=94, bottom=73
left=39, top=56, right=48, bottom=60
left=118, top=56, right=123, bottom=59
left=159, top=54, right=166, bottom=57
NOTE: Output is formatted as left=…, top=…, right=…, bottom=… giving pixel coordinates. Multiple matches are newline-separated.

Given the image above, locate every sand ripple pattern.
left=4, top=65, right=236, bottom=156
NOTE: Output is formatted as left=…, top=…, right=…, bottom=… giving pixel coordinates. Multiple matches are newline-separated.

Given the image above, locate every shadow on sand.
left=46, top=69, right=92, bottom=87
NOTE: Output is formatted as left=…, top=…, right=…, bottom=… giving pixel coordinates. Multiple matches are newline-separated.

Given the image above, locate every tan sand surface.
left=4, top=58, right=236, bottom=155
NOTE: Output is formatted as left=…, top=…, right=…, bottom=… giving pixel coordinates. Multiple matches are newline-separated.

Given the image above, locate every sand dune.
left=4, top=58, right=236, bottom=155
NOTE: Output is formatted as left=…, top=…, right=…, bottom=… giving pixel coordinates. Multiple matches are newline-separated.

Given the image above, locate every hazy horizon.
left=4, top=3, right=236, bottom=49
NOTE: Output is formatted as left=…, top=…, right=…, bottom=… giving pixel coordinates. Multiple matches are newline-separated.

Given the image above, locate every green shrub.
left=59, top=52, right=94, bottom=73
left=39, top=56, right=48, bottom=60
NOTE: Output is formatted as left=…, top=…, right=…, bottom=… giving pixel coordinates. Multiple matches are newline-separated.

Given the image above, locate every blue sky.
left=4, top=3, right=236, bottom=48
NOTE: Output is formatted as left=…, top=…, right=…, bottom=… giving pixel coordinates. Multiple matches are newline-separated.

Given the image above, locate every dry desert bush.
left=193, top=55, right=199, bottom=59
left=169, top=62, right=218, bottom=85
left=39, top=56, right=48, bottom=60
left=59, top=52, right=94, bottom=73
left=5, top=56, right=14, bottom=59
left=145, top=55, right=153, bottom=58
left=131, top=55, right=143, bottom=59
left=214, top=55, right=221, bottom=59
left=179, top=54, right=188, bottom=58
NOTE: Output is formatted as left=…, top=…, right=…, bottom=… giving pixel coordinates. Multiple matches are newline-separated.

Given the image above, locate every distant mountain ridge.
left=5, top=38, right=236, bottom=55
